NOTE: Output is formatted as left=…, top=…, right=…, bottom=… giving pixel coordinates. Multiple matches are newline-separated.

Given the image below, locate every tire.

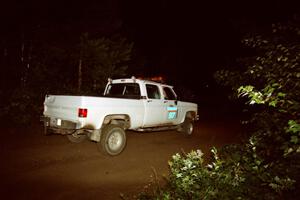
left=67, top=132, right=87, bottom=143
left=98, top=124, right=126, bottom=156
left=43, top=125, right=54, bottom=136
left=181, top=118, right=194, bottom=136
left=44, top=125, right=49, bottom=135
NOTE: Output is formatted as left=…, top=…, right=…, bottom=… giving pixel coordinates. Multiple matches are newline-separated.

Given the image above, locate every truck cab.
left=103, top=77, right=197, bottom=129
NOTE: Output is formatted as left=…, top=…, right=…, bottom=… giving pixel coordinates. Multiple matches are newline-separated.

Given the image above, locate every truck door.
left=162, top=87, right=181, bottom=124
left=143, top=84, right=165, bottom=127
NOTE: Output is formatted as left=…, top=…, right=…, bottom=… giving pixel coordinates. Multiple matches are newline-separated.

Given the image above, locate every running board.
left=135, top=125, right=179, bottom=132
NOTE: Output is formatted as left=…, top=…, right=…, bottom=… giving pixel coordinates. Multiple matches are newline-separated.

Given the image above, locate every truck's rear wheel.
left=44, top=126, right=50, bottom=135
left=67, top=132, right=87, bottom=143
left=98, top=124, right=126, bottom=156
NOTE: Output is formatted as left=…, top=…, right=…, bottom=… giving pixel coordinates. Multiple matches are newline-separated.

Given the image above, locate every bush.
left=139, top=145, right=295, bottom=200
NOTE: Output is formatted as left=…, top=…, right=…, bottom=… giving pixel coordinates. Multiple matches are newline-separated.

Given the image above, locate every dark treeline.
left=0, top=25, right=134, bottom=126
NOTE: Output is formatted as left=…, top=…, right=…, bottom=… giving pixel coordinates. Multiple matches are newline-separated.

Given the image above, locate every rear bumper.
left=40, top=116, right=80, bottom=130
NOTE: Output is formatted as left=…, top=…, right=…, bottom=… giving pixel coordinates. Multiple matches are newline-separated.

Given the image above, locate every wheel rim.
left=187, top=123, right=193, bottom=135
left=72, top=133, right=81, bottom=138
left=108, top=131, right=123, bottom=151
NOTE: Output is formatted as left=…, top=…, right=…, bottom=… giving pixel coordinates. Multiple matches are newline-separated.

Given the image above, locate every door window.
left=163, top=87, right=176, bottom=100
left=146, top=84, right=161, bottom=99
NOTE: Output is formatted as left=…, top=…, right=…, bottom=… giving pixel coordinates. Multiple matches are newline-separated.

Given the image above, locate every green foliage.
left=237, top=84, right=286, bottom=107
left=139, top=19, right=300, bottom=199
left=233, top=22, right=300, bottom=161
left=215, top=19, right=300, bottom=161
left=140, top=145, right=295, bottom=200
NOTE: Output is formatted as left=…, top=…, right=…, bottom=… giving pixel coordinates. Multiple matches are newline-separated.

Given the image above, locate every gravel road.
left=0, top=118, right=241, bottom=200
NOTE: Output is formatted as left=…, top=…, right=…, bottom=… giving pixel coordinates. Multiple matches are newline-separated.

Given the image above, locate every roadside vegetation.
left=136, top=19, right=300, bottom=200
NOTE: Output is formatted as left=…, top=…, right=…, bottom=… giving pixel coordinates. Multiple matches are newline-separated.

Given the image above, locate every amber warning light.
left=78, top=108, right=88, bottom=118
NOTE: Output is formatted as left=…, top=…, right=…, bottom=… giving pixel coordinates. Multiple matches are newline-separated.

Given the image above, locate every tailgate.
left=43, top=95, right=82, bottom=121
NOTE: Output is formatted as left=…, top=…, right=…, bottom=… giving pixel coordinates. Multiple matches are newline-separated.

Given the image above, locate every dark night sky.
left=1, top=0, right=299, bottom=88
left=119, top=0, right=298, bottom=82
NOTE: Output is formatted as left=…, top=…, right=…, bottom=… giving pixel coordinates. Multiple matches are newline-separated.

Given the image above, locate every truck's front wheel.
left=180, top=118, right=194, bottom=136
left=98, top=124, right=126, bottom=156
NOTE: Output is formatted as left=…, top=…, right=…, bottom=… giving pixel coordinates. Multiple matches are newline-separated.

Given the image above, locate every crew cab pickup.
left=42, top=77, right=198, bottom=156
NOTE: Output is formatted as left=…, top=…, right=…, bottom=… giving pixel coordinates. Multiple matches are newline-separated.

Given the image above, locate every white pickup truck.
left=42, top=77, right=198, bottom=156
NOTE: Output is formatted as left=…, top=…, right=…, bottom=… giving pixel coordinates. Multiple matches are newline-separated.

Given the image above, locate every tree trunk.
left=78, top=53, right=82, bottom=93
left=20, top=33, right=26, bottom=88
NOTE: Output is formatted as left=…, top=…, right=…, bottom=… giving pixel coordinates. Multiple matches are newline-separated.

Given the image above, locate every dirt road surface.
left=0, top=119, right=241, bottom=200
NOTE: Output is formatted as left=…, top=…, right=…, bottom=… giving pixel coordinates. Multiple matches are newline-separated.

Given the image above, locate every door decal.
left=167, top=106, right=178, bottom=119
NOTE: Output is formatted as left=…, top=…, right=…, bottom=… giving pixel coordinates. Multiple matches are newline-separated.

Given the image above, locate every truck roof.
left=110, top=77, right=173, bottom=88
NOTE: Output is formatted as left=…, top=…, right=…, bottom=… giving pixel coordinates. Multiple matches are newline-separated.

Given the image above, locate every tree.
left=77, top=33, right=133, bottom=94
left=216, top=19, right=300, bottom=161
left=1, top=33, right=134, bottom=126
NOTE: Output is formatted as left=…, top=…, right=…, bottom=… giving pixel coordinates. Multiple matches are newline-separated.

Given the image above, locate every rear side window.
left=146, top=84, right=161, bottom=99
left=105, top=83, right=140, bottom=98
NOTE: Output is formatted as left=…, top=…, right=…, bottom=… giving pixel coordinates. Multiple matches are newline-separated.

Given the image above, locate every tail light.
left=78, top=108, right=88, bottom=118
